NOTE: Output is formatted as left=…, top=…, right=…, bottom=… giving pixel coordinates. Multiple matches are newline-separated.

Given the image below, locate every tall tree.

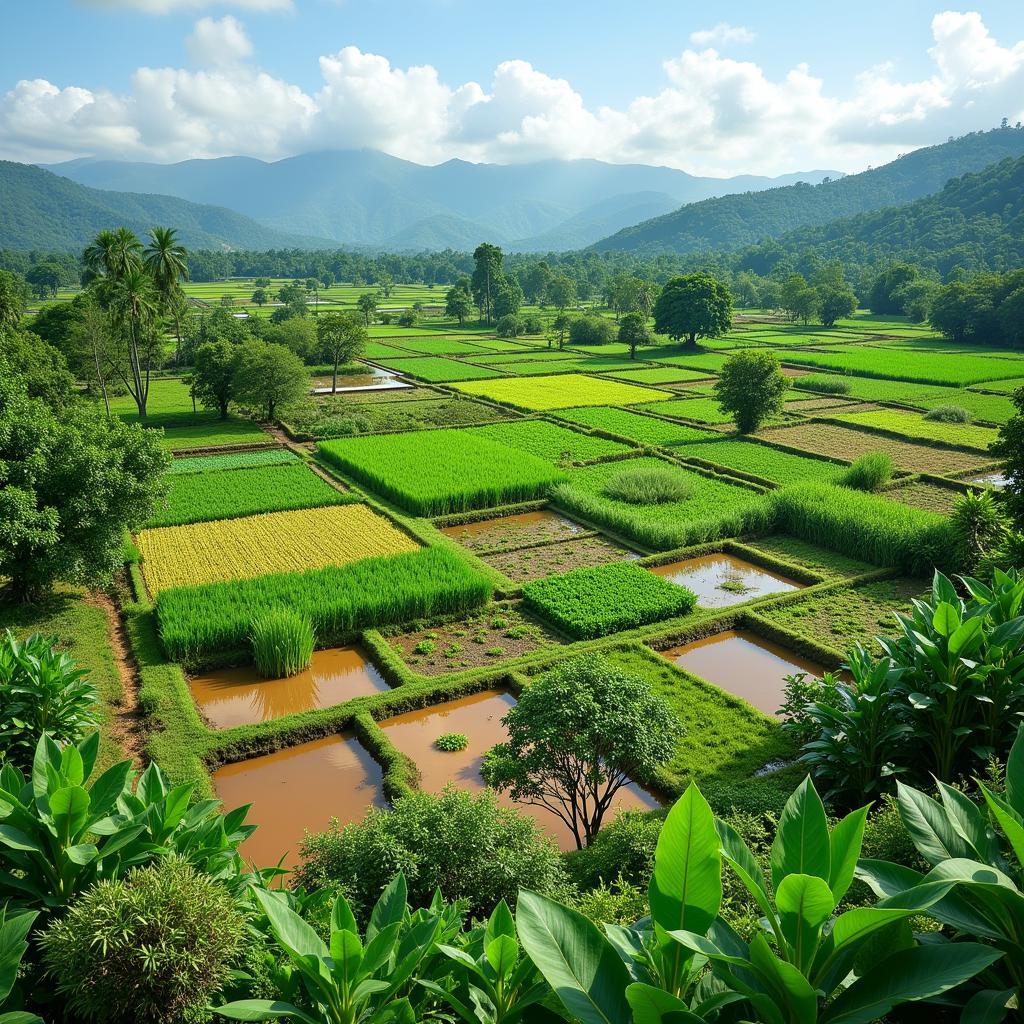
left=471, top=243, right=504, bottom=325
left=190, top=340, right=242, bottom=419
left=144, top=227, right=189, bottom=365
left=618, top=311, right=650, bottom=359
left=356, top=293, right=378, bottom=326
left=714, top=350, right=788, bottom=433
left=317, top=312, right=367, bottom=393
left=109, top=265, right=160, bottom=420
left=652, top=272, right=732, bottom=349
left=0, top=270, right=28, bottom=332
left=546, top=274, right=576, bottom=314
left=233, top=341, right=309, bottom=421
left=445, top=286, right=472, bottom=325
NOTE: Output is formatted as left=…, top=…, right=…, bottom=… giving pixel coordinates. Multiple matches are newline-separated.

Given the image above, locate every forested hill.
left=737, top=154, right=1024, bottom=277
left=0, top=161, right=333, bottom=252
left=591, top=127, right=1024, bottom=254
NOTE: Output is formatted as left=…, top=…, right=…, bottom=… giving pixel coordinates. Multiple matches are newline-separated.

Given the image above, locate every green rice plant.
left=603, top=366, right=712, bottom=385
left=554, top=406, right=718, bottom=446
left=830, top=409, right=998, bottom=451
left=522, top=561, right=696, bottom=639
left=249, top=607, right=315, bottom=678
left=148, top=463, right=351, bottom=528
left=318, top=429, right=566, bottom=516
left=450, top=374, right=672, bottom=411
left=390, top=337, right=493, bottom=355
left=158, top=418, right=271, bottom=451
left=601, top=465, right=694, bottom=504
left=376, top=356, right=501, bottom=382
left=838, top=452, right=895, bottom=491
left=790, top=374, right=852, bottom=395
left=435, top=732, right=469, bottom=751
left=167, top=448, right=299, bottom=475
left=156, top=546, right=492, bottom=662
left=469, top=420, right=630, bottom=463
left=551, top=457, right=772, bottom=551
left=770, top=482, right=959, bottom=574
left=682, top=439, right=844, bottom=485
left=923, top=404, right=973, bottom=423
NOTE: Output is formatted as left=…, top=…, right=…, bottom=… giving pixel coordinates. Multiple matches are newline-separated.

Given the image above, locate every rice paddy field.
left=66, top=301, right=1024, bottom=872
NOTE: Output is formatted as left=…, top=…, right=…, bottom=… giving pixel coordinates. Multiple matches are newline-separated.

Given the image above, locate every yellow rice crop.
left=138, top=503, right=419, bottom=595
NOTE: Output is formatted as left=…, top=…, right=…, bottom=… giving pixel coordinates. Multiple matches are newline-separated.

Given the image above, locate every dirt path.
left=86, top=588, right=147, bottom=769
left=267, top=424, right=315, bottom=454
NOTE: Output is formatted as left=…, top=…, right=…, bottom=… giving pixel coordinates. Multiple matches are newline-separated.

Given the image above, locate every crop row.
left=777, top=347, right=1024, bottom=386
left=148, top=463, right=349, bottom=527
left=377, top=356, right=501, bottom=382
left=522, top=561, right=696, bottom=639
left=826, top=409, right=999, bottom=452
left=157, top=545, right=493, bottom=663
left=138, top=503, right=419, bottom=594
left=554, top=406, right=719, bottom=446
left=468, top=420, right=630, bottom=463
left=680, top=439, right=845, bottom=485
left=451, top=373, right=672, bottom=411
left=167, top=448, right=299, bottom=475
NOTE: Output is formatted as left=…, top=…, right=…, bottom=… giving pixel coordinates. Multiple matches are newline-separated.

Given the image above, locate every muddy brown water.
left=661, top=629, right=828, bottom=717
left=190, top=646, right=390, bottom=729
left=213, top=734, right=387, bottom=868
left=649, top=553, right=803, bottom=608
left=440, top=510, right=586, bottom=545
left=310, top=367, right=410, bottom=393
left=380, top=690, right=661, bottom=850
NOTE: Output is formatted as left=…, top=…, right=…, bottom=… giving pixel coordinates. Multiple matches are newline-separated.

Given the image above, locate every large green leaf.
left=368, top=873, right=407, bottom=941
left=749, top=934, right=817, bottom=1024
left=49, top=786, right=89, bottom=843
left=828, top=806, right=868, bottom=904
left=485, top=900, right=516, bottom=947
left=932, top=601, right=961, bottom=637
left=255, top=889, right=328, bottom=961
left=821, top=943, right=1003, bottom=1024
left=949, top=615, right=984, bottom=656
left=896, top=783, right=973, bottom=865
left=625, top=983, right=705, bottom=1024
left=516, top=890, right=631, bottom=1024
left=770, top=777, right=831, bottom=891
left=775, top=874, right=834, bottom=973
left=962, top=988, right=1017, bottom=1024
left=214, top=999, right=320, bottom=1022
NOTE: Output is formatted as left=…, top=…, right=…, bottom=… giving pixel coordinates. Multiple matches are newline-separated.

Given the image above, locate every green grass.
left=375, top=357, right=502, bottom=382
left=554, top=406, right=720, bottom=446
left=105, top=377, right=194, bottom=421
left=635, top=397, right=736, bottom=425
left=744, top=537, right=874, bottom=578
left=522, top=561, right=696, bottom=639
left=777, top=347, right=1024, bottom=386
left=450, top=374, right=673, bottom=411
left=827, top=409, right=999, bottom=452
left=364, top=342, right=417, bottom=359
left=387, top=338, right=496, bottom=355
left=485, top=358, right=642, bottom=377
left=158, top=418, right=271, bottom=451
left=552, top=457, right=772, bottom=551
left=167, top=448, right=299, bottom=475
left=968, top=377, right=1024, bottom=394
left=148, top=463, right=351, bottom=527
left=681, top=439, right=845, bottom=485
left=468, top=420, right=631, bottom=463
left=318, top=429, right=567, bottom=516
left=648, top=352, right=731, bottom=373
left=602, top=367, right=713, bottom=385
left=157, top=545, right=493, bottom=663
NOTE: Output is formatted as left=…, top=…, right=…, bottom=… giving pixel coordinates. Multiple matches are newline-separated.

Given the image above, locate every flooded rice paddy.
left=649, top=553, right=802, bottom=608
left=440, top=510, right=587, bottom=551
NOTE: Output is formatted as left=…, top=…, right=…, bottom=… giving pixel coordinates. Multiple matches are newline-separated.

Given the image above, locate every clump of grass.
left=435, top=732, right=468, bottom=751
left=839, top=452, right=894, bottom=492
left=249, top=607, right=315, bottom=678
left=923, top=404, right=973, bottom=423
left=792, top=375, right=851, bottom=395
left=413, top=638, right=435, bottom=655
left=602, top=466, right=694, bottom=505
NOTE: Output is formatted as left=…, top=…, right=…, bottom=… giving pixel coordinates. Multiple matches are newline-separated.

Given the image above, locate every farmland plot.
left=554, top=406, right=719, bottom=446
left=450, top=373, right=672, bottom=411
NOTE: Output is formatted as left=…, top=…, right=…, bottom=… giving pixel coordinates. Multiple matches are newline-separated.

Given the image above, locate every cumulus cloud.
left=77, top=0, right=291, bottom=11
left=3, top=10, right=1024, bottom=175
left=689, top=23, right=755, bottom=47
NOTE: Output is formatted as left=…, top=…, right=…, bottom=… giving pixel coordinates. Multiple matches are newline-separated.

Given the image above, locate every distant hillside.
left=44, top=150, right=835, bottom=252
left=592, top=128, right=1024, bottom=254
left=0, top=161, right=332, bottom=252
left=742, top=154, right=1024, bottom=276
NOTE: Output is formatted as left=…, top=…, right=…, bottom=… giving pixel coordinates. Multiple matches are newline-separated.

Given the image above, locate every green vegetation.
left=450, top=373, right=671, bottom=411
left=684, top=439, right=843, bottom=484
left=469, top=419, right=630, bottom=463
left=635, top=396, right=739, bottom=424
left=714, top=349, right=788, bottom=432
left=839, top=452, right=895, bottom=491
left=166, top=447, right=298, bottom=474
left=554, top=405, right=719, bottom=445
left=378, top=356, right=500, bottom=382
left=156, top=545, right=492, bottom=662
left=601, top=465, right=694, bottom=503
left=435, top=732, right=469, bottom=751
left=249, top=606, right=315, bottom=678
left=830, top=408, right=999, bottom=451
left=923, top=404, right=972, bottom=423
left=522, top=561, right=696, bottom=639
left=148, top=463, right=348, bottom=527
left=319, top=429, right=566, bottom=516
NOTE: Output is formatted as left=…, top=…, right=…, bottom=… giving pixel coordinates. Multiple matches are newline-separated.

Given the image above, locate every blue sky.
left=1, top=1, right=1023, bottom=175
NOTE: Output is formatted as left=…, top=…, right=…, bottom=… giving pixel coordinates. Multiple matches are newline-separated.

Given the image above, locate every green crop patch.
left=648, top=352, right=731, bottom=373
left=885, top=481, right=964, bottom=515
left=482, top=358, right=640, bottom=377
left=449, top=373, right=672, bottom=411
left=374, top=356, right=501, bottom=382
left=157, top=545, right=492, bottom=663
left=167, top=448, right=299, bottom=475
left=389, top=338, right=495, bottom=355
left=468, top=420, right=630, bottom=463
left=522, top=561, right=696, bottom=639
left=364, top=342, right=415, bottom=359
left=554, top=406, right=719, bottom=446
left=777, top=347, right=1024, bottom=386
left=551, top=456, right=772, bottom=550
left=318, top=428, right=566, bottom=515
left=969, top=376, right=1024, bottom=394
left=635, top=397, right=736, bottom=425
left=827, top=409, right=999, bottom=452
left=603, top=366, right=713, bottom=385
left=147, top=463, right=350, bottom=528
left=158, top=418, right=271, bottom=451
left=682, top=439, right=844, bottom=485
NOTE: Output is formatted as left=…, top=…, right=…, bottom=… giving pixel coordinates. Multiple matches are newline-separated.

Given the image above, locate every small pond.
left=968, top=471, right=1008, bottom=489
left=440, top=510, right=587, bottom=551
left=660, top=629, right=829, bottom=717
left=213, top=734, right=387, bottom=868
left=380, top=690, right=661, bottom=850
left=190, top=646, right=390, bottom=729
left=311, top=366, right=411, bottom=393
left=649, top=553, right=803, bottom=608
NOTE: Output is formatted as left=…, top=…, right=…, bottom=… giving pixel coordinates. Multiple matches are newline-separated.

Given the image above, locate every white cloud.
left=77, top=0, right=291, bottom=12
left=186, top=16, right=253, bottom=66
left=689, top=23, right=755, bottom=47
left=4, top=10, right=1024, bottom=175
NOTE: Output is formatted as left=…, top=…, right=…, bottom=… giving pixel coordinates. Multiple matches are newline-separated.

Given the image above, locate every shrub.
left=249, top=607, right=315, bottom=678
left=294, top=786, right=567, bottom=921
left=951, top=488, right=1008, bottom=570
left=522, top=314, right=544, bottom=334
left=495, top=314, right=525, bottom=337
left=713, top=350, right=788, bottom=433
left=39, top=857, right=245, bottom=1024
left=523, top=561, right=696, bottom=639
left=0, top=630, right=98, bottom=770
left=435, top=732, right=468, bottom=752
left=568, top=315, right=615, bottom=347
left=838, top=452, right=894, bottom=491
left=923, top=404, right=973, bottom=423
left=601, top=466, right=694, bottom=504
left=565, top=809, right=662, bottom=889
left=396, top=310, right=417, bottom=328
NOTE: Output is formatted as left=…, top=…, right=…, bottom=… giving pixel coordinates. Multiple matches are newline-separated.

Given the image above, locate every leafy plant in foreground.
left=0, top=905, right=41, bottom=1024
left=250, top=607, right=315, bottom=679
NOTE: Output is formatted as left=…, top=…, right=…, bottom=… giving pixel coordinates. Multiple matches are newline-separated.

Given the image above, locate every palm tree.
left=144, top=227, right=189, bottom=365
left=111, top=266, right=158, bottom=419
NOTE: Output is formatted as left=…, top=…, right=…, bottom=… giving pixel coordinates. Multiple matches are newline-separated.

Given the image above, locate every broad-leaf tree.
left=652, top=273, right=732, bottom=349
left=714, top=350, right=788, bottom=433
left=619, top=311, right=650, bottom=359
left=190, top=339, right=243, bottom=419
left=317, top=311, right=367, bottom=393
left=233, top=340, right=309, bottom=421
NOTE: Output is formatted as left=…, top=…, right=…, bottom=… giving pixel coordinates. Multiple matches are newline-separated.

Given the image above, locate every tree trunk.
left=93, top=344, right=110, bottom=418
left=332, top=354, right=339, bottom=394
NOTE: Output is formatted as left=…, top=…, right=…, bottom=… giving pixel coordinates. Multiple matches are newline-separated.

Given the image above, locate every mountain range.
left=38, top=150, right=834, bottom=252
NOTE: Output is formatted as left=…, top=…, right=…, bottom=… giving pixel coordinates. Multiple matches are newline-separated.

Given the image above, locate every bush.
left=0, top=630, right=98, bottom=770
left=838, top=452, right=894, bottom=491
left=565, top=810, right=661, bottom=889
left=396, top=311, right=417, bottom=328
left=568, top=315, right=615, bottom=347
left=522, top=314, right=544, bottom=334
left=249, top=607, right=315, bottom=678
left=435, top=732, right=468, bottom=752
left=793, top=375, right=851, bottom=395
left=495, top=314, right=525, bottom=337
left=923, top=404, right=973, bottom=423
left=294, top=786, right=567, bottom=921
left=713, top=350, right=788, bottom=432
left=40, top=857, right=245, bottom=1024
left=601, top=466, right=694, bottom=504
